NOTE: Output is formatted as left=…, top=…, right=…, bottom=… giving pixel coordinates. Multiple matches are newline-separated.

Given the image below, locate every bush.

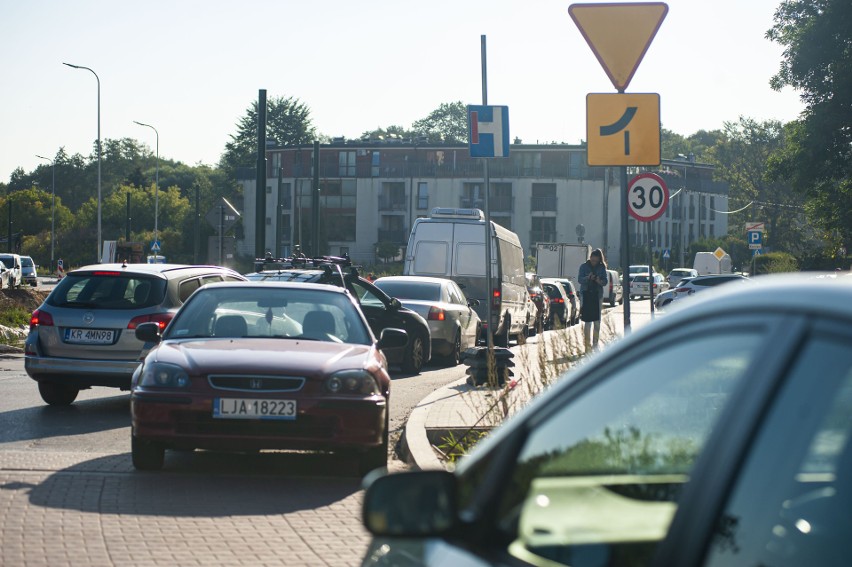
left=753, top=252, right=799, bottom=275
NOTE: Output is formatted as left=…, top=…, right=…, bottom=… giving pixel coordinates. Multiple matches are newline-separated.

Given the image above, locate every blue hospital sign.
left=468, top=105, right=510, bottom=158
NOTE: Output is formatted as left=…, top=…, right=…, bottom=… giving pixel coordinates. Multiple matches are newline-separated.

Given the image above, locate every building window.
left=266, top=217, right=272, bottom=225
left=531, top=183, right=557, bottom=211
left=530, top=217, right=556, bottom=244
left=689, top=195, right=695, bottom=220
left=339, top=151, right=356, bottom=177
left=462, top=183, right=484, bottom=209
left=327, top=214, right=356, bottom=241
left=492, top=182, right=513, bottom=212
left=516, top=152, right=542, bottom=176
left=371, top=151, right=381, bottom=177
left=710, top=197, right=716, bottom=220
left=710, top=224, right=715, bottom=238
left=380, top=182, right=406, bottom=211
left=417, top=182, right=429, bottom=210
left=272, top=152, right=281, bottom=171
left=266, top=185, right=272, bottom=194
left=494, top=217, right=513, bottom=231
left=568, top=152, right=590, bottom=179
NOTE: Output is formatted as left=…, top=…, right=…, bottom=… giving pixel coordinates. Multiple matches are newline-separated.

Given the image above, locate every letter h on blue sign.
left=468, top=105, right=510, bottom=158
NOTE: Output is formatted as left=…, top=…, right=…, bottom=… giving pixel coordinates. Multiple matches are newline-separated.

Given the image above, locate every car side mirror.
left=377, top=328, right=407, bottom=350
left=135, top=322, right=163, bottom=344
left=388, top=297, right=402, bottom=311
left=362, top=469, right=458, bottom=537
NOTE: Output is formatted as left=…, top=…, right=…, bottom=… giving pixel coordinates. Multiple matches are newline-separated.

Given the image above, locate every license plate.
left=64, top=328, right=116, bottom=345
left=213, top=398, right=297, bottom=420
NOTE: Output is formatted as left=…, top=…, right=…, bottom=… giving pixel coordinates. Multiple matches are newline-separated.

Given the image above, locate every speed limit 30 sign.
left=628, top=173, right=669, bottom=222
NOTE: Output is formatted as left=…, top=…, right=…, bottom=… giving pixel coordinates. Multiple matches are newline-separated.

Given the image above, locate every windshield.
left=374, top=280, right=441, bottom=301
left=20, top=257, right=33, bottom=267
left=46, top=273, right=167, bottom=309
left=167, top=286, right=371, bottom=345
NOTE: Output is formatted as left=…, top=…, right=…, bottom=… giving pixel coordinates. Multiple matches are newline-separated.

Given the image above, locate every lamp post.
left=133, top=121, right=159, bottom=243
left=63, top=62, right=101, bottom=262
left=35, top=154, right=56, bottom=271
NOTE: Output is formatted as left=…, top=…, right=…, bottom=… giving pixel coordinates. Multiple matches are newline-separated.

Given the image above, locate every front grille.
left=175, top=414, right=336, bottom=439
left=208, top=375, right=305, bottom=392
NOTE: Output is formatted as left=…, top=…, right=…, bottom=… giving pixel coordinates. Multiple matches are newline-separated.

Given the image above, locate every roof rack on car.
left=253, top=250, right=354, bottom=272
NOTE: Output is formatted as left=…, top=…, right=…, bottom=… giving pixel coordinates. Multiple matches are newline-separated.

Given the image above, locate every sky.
left=1, top=0, right=804, bottom=182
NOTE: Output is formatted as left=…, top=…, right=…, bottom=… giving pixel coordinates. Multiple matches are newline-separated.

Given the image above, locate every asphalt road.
left=0, top=349, right=468, bottom=567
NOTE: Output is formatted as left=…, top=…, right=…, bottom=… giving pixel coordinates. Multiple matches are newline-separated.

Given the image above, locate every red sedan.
left=129, top=281, right=406, bottom=475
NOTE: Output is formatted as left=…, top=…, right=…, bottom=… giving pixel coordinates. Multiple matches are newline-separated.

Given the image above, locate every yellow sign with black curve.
left=586, top=93, right=661, bottom=166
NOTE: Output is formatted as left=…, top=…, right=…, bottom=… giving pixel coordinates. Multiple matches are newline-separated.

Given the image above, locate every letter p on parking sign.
left=468, top=105, right=510, bottom=158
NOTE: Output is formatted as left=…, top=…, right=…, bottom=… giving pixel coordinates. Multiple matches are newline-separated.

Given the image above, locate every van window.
left=413, top=241, right=449, bottom=275
left=456, top=243, right=486, bottom=276
left=498, top=239, right=525, bottom=286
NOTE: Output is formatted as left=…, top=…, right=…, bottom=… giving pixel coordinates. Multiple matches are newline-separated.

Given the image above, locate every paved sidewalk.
left=405, top=307, right=652, bottom=469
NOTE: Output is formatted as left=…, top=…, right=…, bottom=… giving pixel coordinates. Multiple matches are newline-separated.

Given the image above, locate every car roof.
left=70, top=263, right=242, bottom=279
left=200, top=280, right=349, bottom=294
left=374, top=275, right=449, bottom=285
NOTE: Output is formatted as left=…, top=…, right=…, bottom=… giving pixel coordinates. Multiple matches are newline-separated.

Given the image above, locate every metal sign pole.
left=481, top=34, right=495, bottom=351
left=649, top=234, right=655, bottom=318
left=621, top=166, right=631, bottom=332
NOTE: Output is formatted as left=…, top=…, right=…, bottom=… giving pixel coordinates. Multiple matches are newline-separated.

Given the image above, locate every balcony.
left=530, top=230, right=557, bottom=245
left=378, top=229, right=408, bottom=243
left=459, top=195, right=514, bottom=212
left=530, top=196, right=558, bottom=211
left=378, top=195, right=407, bottom=211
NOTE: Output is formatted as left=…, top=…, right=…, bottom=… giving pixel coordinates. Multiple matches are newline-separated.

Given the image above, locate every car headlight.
left=325, top=370, right=380, bottom=395
left=139, top=362, right=191, bottom=389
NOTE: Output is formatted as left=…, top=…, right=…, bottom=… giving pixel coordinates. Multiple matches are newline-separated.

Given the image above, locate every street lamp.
left=133, top=121, right=159, bottom=243
left=63, top=62, right=101, bottom=262
left=35, top=154, right=56, bottom=271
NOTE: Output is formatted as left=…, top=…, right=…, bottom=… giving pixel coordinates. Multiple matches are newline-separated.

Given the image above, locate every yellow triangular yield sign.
left=569, top=2, right=668, bottom=91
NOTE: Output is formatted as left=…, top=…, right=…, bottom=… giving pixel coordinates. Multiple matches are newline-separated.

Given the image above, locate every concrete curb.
left=404, top=374, right=471, bottom=470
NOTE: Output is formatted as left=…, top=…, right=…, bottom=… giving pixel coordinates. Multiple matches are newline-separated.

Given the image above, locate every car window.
left=494, top=330, right=767, bottom=567
left=178, top=278, right=202, bottom=303
left=349, top=278, right=387, bottom=309
left=448, top=285, right=465, bottom=305
left=703, top=332, right=852, bottom=567
left=47, top=273, right=167, bottom=309
left=168, top=286, right=370, bottom=344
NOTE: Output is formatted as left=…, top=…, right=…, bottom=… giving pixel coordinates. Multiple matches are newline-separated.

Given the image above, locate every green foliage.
left=661, top=128, right=725, bottom=162
left=753, top=251, right=799, bottom=274
left=376, top=241, right=400, bottom=263
left=220, top=95, right=317, bottom=180
left=360, top=125, right=414, bottom=141
left=0, top=307, right=30, bottom=329
left=436, top=430, right=489, bottom=463
left=766, top=0, right=852, bottom=243
left=412, top=101, right=468, bottom=143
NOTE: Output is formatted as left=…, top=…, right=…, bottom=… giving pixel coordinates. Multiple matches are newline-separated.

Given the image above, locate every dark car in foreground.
left=247, top=257, right=430, bottom=374
left=130, top=281, right=406, bottom=475
left=24, top=263, right=245, bottom=405
left=361, top=275, right=852, bottom=567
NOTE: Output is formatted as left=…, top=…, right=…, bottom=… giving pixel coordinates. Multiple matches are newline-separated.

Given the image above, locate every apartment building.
left=237, top=141, right=728, bottom=270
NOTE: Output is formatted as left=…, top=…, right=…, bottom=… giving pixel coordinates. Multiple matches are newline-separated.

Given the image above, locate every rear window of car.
left=633, top=275, right=650, bottom=283
left=374, top=281, right=441, bottom=301
left=543, top=284, right=563, bottom=299
left=47, top=273, right=167, bottom=309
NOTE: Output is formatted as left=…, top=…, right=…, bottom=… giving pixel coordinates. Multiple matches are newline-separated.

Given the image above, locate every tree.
left=376, top=241, right=400, bottom=263
left=706, top=117, right=809, bottom=256
left=220, top=96, right=318, bottom=181
left=360, top=125, right=414, bottom=141
left=766, top=0, right=852, bottom=242
left=411, top=101, right=468, bottom=143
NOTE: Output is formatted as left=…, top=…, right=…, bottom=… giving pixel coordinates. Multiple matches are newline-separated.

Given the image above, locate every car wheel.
left=38, top=382, right=79, bottom=406
left=402, top=334, right=425, bottom=374
left=132, top=436, right=165, bottom=471
left=444, top=331, right=462, bottom=367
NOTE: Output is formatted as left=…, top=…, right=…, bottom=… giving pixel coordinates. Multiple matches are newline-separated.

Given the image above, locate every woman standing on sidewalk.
left=578, top=248, right=608, bottom=351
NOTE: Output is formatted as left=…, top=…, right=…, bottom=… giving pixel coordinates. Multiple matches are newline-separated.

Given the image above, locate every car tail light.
left=30, top=309, right=54, bottom=331
left=492, top=289, right=501, bottom=309
left=552, top=297, right=564, bottom=304
left=428, top=306, right=445, bottom=321
left=92, top=271, right=123, bottom=277
left=128, top=312, right=173, bottom=331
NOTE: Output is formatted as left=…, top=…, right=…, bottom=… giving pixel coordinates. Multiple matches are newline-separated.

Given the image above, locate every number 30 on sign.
left=628, top=173, right=669, bottom=222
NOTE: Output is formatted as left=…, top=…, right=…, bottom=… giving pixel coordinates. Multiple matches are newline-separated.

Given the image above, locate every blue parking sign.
left=748, top=230, right=762, bottom=249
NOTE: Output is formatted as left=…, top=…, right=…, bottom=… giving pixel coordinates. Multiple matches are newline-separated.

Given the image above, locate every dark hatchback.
left=131, top=281, right=406, bottom=475
left=361, top=276, right=852, bottom=567
left=247, top=259, right=430, bottom=374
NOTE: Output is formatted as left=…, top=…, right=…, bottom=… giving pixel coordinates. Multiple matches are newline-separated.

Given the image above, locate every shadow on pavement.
left=0, top=394, right=130, bottom=445
left=2, top=450, right=365, bottom=517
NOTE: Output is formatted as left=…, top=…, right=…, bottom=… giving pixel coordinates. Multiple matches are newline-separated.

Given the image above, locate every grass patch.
left=0, top=307, right=30, bottom=329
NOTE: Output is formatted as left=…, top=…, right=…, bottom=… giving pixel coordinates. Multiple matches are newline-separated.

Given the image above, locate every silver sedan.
left=373, top=276, right=480, bottom=366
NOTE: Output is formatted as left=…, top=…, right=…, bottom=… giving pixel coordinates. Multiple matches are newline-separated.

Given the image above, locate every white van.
left=0, top=253, right=22, bottom=288
left=404, top=208, right=531, bottom=346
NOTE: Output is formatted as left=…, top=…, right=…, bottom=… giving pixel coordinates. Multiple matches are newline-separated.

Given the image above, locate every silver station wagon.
left=24, top=263, right=245, bottom=406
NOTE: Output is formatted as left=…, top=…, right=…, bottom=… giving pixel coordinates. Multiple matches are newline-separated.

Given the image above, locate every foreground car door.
left=363, top=313, right=801, bottom=566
